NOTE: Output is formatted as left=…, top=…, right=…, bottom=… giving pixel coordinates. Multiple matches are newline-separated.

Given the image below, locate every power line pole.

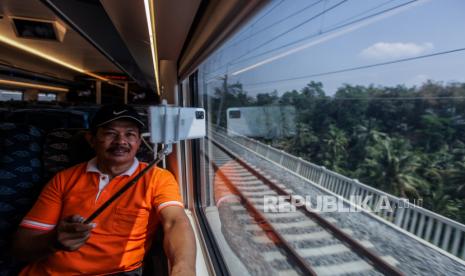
left=216, top=74, right=228, bottom=127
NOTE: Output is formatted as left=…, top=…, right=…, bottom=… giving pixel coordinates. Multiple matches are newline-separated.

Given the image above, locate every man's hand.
left=12, top=214, right=95, bottom=262
left=54, top=215, right=96, bottom=251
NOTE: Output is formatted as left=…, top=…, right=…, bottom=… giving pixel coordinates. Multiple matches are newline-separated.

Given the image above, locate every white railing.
left=210, top=128, right=465, bottom=260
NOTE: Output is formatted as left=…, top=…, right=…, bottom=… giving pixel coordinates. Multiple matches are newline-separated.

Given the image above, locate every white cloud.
left=360, top=42, right=434, bottom=60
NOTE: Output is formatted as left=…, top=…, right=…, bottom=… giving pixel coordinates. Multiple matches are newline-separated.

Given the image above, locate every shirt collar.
left=86, top=157, right=139, bottom=177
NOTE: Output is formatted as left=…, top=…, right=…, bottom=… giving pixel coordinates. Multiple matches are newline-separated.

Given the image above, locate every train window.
left=196, top=0, right=465, bottom=275
left=37, top=92, right=56, bottom=101
left=228, top=110, right=241, bottom=119
left=0, top=89, right=22, bottom=101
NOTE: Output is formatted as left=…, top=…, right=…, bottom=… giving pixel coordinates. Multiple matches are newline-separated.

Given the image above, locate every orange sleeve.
left=20, top=172, right=63, bottom=231
left=214, top=161, right=241, bottom=206
left=151, top=169, right=184, bottom=214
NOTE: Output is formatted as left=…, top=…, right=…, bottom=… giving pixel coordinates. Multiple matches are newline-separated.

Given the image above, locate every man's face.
left=90, top=119, right=141, bottom=166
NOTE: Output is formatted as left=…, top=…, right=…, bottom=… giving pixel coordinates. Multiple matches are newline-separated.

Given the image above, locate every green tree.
left=447, top=161, right=465, bottom=198
left=415, top=111, right=455, bottom=151
left=213, top=80, right=252, bottom=127
left=256, top=91, right=279, bottom=106
left=365, top=85, right=414, bottom=133
left=258, top=80, right=465, bottom=222
left=332, top=84, right=369, bottom=132
left=283, top=123, right=318, bottom=160
left=351, top=123, right=386, bottom=156
left=319, top=125, right=348, bottom=172
left=360, top=137, right=426, bottom=198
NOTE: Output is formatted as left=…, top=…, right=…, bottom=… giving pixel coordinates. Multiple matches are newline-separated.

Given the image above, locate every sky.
left=201, top=0, right=465, bottom=97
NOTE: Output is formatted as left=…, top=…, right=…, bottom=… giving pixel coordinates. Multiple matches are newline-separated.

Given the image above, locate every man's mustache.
left=107, top=146, right=131, bottom=152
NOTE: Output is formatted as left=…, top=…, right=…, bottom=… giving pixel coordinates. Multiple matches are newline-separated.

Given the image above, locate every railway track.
left=208, top=137, right=403, bottom=276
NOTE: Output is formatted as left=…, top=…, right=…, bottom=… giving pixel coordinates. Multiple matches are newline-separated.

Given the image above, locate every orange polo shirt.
left=19, top=158, right=183, bottom=275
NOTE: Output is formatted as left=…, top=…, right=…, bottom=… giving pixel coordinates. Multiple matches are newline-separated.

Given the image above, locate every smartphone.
left=148, top=106, right=206, bottom=144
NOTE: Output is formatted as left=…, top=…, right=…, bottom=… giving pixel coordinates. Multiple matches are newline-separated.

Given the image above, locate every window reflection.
left=198, top=0, right=465, bottom=273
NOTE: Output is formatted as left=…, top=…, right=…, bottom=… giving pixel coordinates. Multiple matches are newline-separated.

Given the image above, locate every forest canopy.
left=208, top=80, right=465, bottom=224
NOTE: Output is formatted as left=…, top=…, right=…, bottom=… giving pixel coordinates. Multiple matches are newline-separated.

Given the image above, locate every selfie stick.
left=84, top=102, right=174, bottom=224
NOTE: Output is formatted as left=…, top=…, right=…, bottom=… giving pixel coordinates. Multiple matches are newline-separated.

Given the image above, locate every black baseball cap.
left=90, top=104, right=145, bottom=131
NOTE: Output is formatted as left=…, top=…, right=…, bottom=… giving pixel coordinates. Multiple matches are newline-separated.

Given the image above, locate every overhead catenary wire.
left=325, top=0, right=396, bottom=29
left=211, top=0, right=323, bottom=65
left=230, top=0, right=348, bottom=65
left=244, top=0, right=286, bottom=30
left=269, top=96, right=465, bottom=101
left=239, top=46, right=465, bottom=88
left=230, top=0, right=418, bottom=68
left=331, top=96, right=465, bottom=101
left=207, top=0, right=325, bottom=76
left=205, top=0, right=347, bottom=79
left=225, top=0, right=286, bottom=43
left=206, top=0, right=418, bottom=79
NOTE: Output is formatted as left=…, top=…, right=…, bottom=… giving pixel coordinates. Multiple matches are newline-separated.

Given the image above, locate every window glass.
left=0, top=89, right=22, bottom=101
left=197, top=1, right=465, bottom=274
left=38, top=92, right=56, bottom=101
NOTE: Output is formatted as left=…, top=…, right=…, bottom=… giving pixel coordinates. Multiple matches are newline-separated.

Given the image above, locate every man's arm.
left=160, top=206, right=196, bottom=276
left=12, top=215, right=95, bottom=262
left=12, top=228, right=56, bottom=262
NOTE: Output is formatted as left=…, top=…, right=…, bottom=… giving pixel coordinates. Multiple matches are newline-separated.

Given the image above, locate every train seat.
left=5, top=109, right=89, bottom=131
left=0, top=123, right=44, bottom=275
left=42, top=128, right=95, bottom=182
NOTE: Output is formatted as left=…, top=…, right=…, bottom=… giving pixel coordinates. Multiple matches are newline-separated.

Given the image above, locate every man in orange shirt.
left=12, top=104, right=196, bottom=275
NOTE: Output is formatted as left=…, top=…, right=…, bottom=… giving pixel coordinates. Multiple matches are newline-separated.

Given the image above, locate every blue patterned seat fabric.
left=5, top=109, right=89, bottom=131
left=42, top=128, right=95, bottom=183
left=0, top=123, right=43, bottom=275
